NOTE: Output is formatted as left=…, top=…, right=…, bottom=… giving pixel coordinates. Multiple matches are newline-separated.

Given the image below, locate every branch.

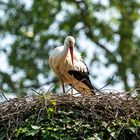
left=87, top=32, right=113, bottom=55
left=75, top=1, right=119, bottom=64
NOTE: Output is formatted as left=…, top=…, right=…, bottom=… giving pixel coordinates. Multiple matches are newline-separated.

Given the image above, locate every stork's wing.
left=67, top=53, right=94, bottom=88
left=68, top=69, right=94, bottom=90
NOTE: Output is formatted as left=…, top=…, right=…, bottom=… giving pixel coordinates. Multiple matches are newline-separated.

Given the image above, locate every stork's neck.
left=61, top=44, right=69, bottom=61
left=57, top=44, right=69, bottom=65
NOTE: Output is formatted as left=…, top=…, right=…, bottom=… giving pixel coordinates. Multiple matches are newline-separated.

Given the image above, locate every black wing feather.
left=68, top=70, right=94, bottom=90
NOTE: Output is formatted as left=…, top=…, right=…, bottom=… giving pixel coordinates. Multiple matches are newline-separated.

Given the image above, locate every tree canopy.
left=0, top=0, right=140, bottom=93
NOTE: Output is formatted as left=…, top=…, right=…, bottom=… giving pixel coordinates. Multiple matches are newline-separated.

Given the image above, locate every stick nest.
left=0, top=92, right=140, bottom=138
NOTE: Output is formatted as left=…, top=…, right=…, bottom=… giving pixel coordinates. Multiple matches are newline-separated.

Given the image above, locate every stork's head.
left=64, top=36, right=75, bottom=65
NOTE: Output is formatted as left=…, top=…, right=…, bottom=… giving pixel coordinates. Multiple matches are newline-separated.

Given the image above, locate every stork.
left=49, top=36, right=95, bottom=95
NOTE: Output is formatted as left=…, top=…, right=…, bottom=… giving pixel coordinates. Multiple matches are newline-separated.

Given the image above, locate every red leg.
left=61, top=82, right=65, bottom=94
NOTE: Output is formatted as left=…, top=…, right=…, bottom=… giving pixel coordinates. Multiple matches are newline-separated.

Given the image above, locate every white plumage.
left=49, top=36, right=95, bottom=95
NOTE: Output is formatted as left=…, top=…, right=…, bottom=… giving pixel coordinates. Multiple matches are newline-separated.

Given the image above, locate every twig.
left=1, top=91, right=9, bottom=102
left=31, top=89, right=41, bottom=95
left=98, top=75, right=115, bottom=90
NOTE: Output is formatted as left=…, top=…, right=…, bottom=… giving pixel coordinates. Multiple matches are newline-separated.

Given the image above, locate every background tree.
left=0, top=0, right=140, bottom=93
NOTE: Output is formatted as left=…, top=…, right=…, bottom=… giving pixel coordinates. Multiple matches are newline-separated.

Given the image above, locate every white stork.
left=49, top=36, right=95, bottom=95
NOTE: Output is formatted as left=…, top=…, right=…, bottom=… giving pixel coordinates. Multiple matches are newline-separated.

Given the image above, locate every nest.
left=0, top=92, right=140, bottom=139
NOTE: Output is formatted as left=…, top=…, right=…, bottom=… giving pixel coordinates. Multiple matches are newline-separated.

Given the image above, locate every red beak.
left=69, top=46, right=74, bottom=65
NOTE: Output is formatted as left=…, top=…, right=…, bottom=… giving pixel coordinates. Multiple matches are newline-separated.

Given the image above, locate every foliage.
left=15, top=103, right=140, bottom=140
left=0, top=0, right=140, bottom=93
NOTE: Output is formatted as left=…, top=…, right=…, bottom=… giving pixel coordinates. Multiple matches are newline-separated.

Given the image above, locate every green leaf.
left=31, top=125, right=41, bottom=130
left=130, top=119, right=140, bottom=127
left=50, top=100, right=57, bottom=106
left=47, top=107, right=54, bottom=113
